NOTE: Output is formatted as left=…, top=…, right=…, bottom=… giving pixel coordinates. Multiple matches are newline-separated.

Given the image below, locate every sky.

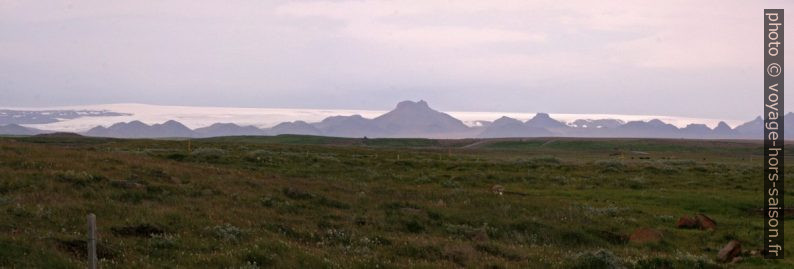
left=1, top=0, right=792, bottom=120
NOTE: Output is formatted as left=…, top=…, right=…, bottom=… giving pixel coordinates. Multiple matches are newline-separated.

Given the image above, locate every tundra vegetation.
left=0, top=135, right=790, bottom=268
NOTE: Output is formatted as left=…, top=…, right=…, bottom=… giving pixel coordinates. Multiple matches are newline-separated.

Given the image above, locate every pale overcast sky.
left=1, top=1, right=792, bottom=119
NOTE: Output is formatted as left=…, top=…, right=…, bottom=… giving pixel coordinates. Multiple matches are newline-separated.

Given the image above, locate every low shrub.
left=190, top=148, right=226, bottom=160
left=568, top=249, right=622, bottom=269
left=208, top=223, right=245, bottom=243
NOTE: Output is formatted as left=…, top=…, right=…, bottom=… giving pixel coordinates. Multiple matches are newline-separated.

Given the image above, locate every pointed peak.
left=493, top=116, right=521, bottom=124
left=526, top=113, right=567, bottom=128
left=716, top=121, right=731, bottom=128
left=162, top=120, right=184, bottom=126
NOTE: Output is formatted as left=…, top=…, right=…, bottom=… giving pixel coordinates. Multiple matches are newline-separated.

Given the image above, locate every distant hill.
left=194, top=123, right=263, bottom=137
left=478, top=116, right=552, bottom=138
left=0, top=124, right=47, bottom=136
left=615, top=119, right=680, bottom=138
left=268, top=121, right=321, bottom=136
left=371, top=100, right=470, bottom=137
left=85, top=120, right=196, bottom=138
left=313, top=115, right=381, bottom=137
left=68, top=100, right=773, bottom=140
left=733, top=116, right=762, bottom=139
left=732, top=113, right=792, bottom=139
left=525, top=113, right=568, bottom=129
left=680, top=124, right=712, bottom=139
left=712, top=121, right=736, bottom=139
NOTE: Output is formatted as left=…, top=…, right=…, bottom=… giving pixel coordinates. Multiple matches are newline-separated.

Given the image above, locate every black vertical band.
left=764, top=8, right=784, bottom=260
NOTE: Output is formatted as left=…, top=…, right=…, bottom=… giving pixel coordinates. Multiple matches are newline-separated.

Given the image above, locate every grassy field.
left=0, top=134, right=791, bottom=268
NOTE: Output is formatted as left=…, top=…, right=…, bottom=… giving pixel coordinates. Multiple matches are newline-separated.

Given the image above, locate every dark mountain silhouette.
left=86, top=120, right=147, bottom=138
left=194, top=123, right=263, bottom=137
left=313, top=115, right=382, bottom=137
left=268, top=121, right=321, bottom=136
left=615, top=119, right=679, bottom=138
left=680, top=123, right=712, bottom=139
left=712, top=121, right=736, bottom=138
left=37, top=100, right=775, bottom=140
left=371, top=100, right=470, bottom=137
left=0, top=124, right=47, bottom=136
left=733, top=116, right=762, bottom=139
left=525, top=113, right=568, bottom=130
left=478, top=116, right=552, bottom=138
left=732, top=113, right=793, bottom=139
left=154, top=120, right=196, bottom=137
left=85, top=120, right=196, bottom=138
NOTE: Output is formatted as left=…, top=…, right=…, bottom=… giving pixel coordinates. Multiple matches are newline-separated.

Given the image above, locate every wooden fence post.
left=87, top=213, right=97, bottom=269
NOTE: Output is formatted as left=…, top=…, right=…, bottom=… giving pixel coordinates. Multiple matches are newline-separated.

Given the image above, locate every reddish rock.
left=629, top=228, right=663, bottom=244
left=676, top=215, right=698, bottom=229
left=717, top=240, right=742, bottom=263
left=695, top=214, right=716, bottom=230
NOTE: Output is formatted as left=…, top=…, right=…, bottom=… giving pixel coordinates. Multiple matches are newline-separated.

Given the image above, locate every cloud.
left=0, top=0, right=792, bottom=120
left=276, top=1, right=546, bottom=48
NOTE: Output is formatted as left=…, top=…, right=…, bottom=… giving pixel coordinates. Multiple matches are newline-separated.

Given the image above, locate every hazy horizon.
left=2, top=1, right=793, bottom=120
left=0, top=102, right=752, bottom=133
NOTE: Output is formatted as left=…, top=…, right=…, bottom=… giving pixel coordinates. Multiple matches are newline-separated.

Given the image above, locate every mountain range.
left=0, top=101, right=779, bottom=139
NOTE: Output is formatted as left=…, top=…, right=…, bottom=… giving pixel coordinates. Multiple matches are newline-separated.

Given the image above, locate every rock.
left=717, top=240, right=741, bottom=263
left=676, top=215, right=698, bottom=229
left=677, top=213, right=716, bottom=230
left=695, top=213, right=716, bottom=230
left=491, top=185, right=504, bottom=195
left=628, top=228, right=663, bottom=244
